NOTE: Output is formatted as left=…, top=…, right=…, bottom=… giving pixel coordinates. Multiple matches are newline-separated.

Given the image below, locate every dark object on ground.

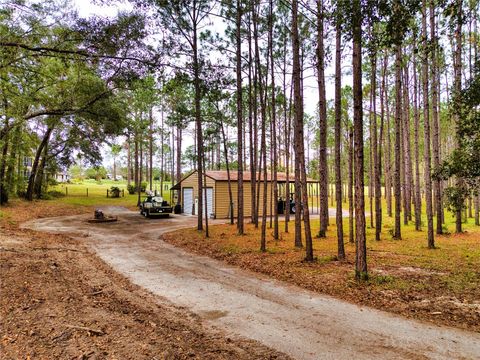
left=95, top=210, right=105, bottom=220
left=87, top=209, right=118, bottom=223
left=139, top=195, right=173, bottom=218
left=174, top=204, right=182, bottom=214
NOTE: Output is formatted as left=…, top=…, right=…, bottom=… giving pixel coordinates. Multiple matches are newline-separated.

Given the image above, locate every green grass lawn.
left=50, top=179, right=172, bottom=207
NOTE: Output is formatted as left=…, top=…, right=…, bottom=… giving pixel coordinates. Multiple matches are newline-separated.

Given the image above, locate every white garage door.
left=183, top=188, right=194, bottom=215
left=202, top=188, right=214, bottom=218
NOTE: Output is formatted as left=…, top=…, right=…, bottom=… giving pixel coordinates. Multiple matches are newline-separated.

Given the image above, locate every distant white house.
left=22, top=156, right=70, bottom=183
left=54, top=172, right=70, bottom=183
left=107, top=173, right=123, bottom=181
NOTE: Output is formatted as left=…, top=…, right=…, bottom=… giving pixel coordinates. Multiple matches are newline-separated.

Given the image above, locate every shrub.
left=110, top=186, right=121, bottom=198
left=127, top=184, right=136, bottom=194
left=127, top=182, right=147, bottom=194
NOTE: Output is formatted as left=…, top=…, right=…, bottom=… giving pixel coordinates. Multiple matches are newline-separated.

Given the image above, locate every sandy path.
left=24, top=207, right=480, bottom=360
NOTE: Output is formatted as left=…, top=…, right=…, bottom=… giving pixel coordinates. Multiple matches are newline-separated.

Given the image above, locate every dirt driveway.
left=24, top=207, right=480, bottom=360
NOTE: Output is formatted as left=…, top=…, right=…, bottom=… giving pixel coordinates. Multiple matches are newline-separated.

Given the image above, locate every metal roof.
left=171, top=170, right=317, bottom=190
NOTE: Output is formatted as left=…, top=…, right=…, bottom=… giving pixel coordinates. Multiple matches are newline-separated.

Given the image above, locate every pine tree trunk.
left=269, top=0, right=279, bottom=240
left=412, top=36, right=422, bottom=230
left=135, top=133, right=140, bottom=206
left=236, top=0, right=244, bottom=235
left=252, top=6, right=260, bottom=228
left=430, top=0, right=443, bottom=234
left=253, top=0, right=268, bottom=251
left=293, top=0, right=313, bottom=260
left=402, top=63, right=413, bottom=224
left=393, top=45, right=402, bottom=239
left=0, top=118, right=10, bottom=204
left=160, top=111, right=164, bottom=197
left=384, top=56, right=392, bottom=217
left=127, top=135, right=131, bottom=187
left=284, top=38, right=292, bottom=233
left=469, top=197, right=473, bottom=218
left=149, top=108, right=153, bottom=191
left=260, top=118, right=268, bottom=252
left=475, top=194, right=479, bottom=226
left=352, top=0, right=367, bottom=280
left=371, top=52, right=382, bottom=241
left=348, top=126, right=354, bottom=244
left=453, top=0, right=463, bottom=233
left=292, top=6, right=302, bottom=249
left=369, top=84, right=374, bottom=229
left=202, top=154, right=209, bottom=237
left=140, top=136, right=143, bottom=185
left=134, top=133, right=139, bottom=192
left=334, top=19, right=345, bottom=258
left=220, top=122, right=234, bottom=224
left=422, top=0, right=435, bottom=248
left=247, top=9, right=257, bottom=227
left=316, top=0, right=328, bottom=237
left=192, top=12, right=204, bottom=231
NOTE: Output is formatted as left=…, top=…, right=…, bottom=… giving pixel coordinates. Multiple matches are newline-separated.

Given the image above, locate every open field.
left=162, top=209, right=480, bottom=333
left=48, top=179, right=172, bottom=207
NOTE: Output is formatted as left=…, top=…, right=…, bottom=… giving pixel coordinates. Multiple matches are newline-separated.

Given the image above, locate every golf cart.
left=277, top=193, right=298, bottom=214
left=139, top=192, right=173, bottom=218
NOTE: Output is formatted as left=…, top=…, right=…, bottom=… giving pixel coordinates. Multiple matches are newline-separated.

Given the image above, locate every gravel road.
left=24, top=207, right=480, bottom=360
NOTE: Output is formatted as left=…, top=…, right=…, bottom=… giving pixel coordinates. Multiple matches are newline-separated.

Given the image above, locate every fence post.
left=86, top=188, right=88, bottom=197
left=122, top=189, right=125, bottom=197
left=65, top=187, right=68, bottom=196
left=107, top=189, right=109, bottom=198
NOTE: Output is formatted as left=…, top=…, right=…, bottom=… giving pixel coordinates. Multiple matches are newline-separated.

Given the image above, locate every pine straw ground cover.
left=0, top=200, right=289, bottom=359
left=162, top=216, right=480, bottom=333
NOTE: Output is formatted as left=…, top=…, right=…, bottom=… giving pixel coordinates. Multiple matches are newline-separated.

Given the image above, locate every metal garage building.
left=171, top=170, right=317, bottom=219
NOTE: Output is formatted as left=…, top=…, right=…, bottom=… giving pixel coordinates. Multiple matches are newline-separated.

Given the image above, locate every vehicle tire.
left=291, top=205, right=296, bottom=214
left=144, top=209, right=149, bottom=218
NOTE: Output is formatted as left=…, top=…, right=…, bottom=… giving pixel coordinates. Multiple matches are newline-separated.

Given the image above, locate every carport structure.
left=171, top=170, right=320, bottom=219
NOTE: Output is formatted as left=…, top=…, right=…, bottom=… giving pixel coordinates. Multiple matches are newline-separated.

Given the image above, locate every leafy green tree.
left=0, top=1, right=154, bottom=203
left=436, top=65, right=480, bottom=223
left=110, top=144, right=123, bottom=180
left=85, top=166, right=108, bottom=181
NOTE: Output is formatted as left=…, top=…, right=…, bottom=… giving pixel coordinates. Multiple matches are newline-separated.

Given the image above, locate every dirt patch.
left=373, top=266, right=448, bottom=277
left=199, top=310, right=229, bottom=320
left=0, top=201, right=289, bottom=359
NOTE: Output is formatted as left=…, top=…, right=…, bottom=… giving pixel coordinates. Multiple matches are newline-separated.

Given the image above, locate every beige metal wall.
left=214, top=181, right=273, bottom=219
